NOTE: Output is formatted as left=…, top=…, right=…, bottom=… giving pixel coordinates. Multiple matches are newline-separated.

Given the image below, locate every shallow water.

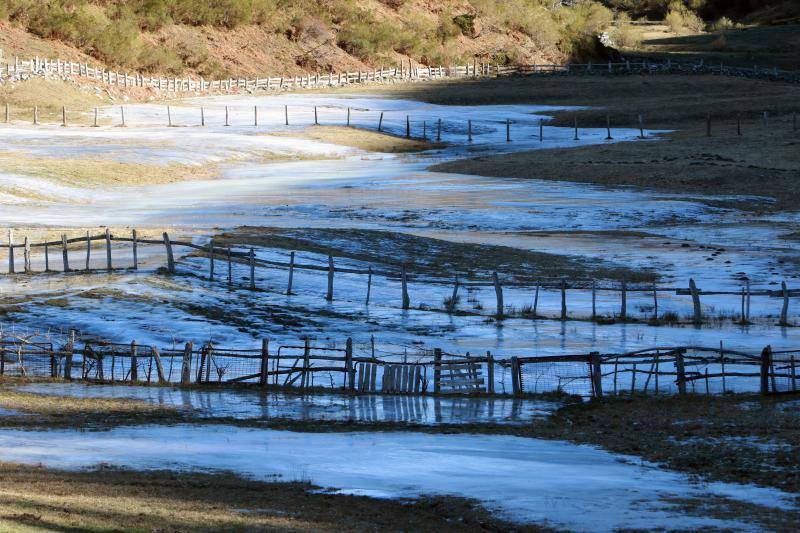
left=0, top=424, right=792, bottom=532
left=18, top=382, right=560, bottom=425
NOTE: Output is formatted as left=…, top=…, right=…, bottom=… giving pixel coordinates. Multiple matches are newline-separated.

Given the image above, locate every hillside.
left=0, top=0, right=628, bottom=78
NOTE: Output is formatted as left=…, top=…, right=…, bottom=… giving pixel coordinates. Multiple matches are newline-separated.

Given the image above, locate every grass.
left=212, top=226, right=655, bottom=283
left=281, top=125, right=444, bottom=153
left=0, top=78, right=114, bottom=123
left=0, top=151, right=218, bottom=190
left=0, top=464, right=533, bottom=532
left=352, top=74, right=800, bottom=211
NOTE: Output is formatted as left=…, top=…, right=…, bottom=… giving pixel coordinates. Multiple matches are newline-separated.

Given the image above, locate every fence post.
left=401, top=264, right=410, bottom=309
left=131, top=229, right=138, bottom=270
left=180, top=342, right=192, bottom=385
left=23, top=237, right=29, bottom=273
left=590, top=352, right=603, bottom=398
left=163, top=232, right=174, bottom=273
left=130, top=341, right=138, bottom=382
left=605, top=114, right=612, bottom=140
left=448, top=275, right=459, bottom=313
left=620, top=278, right=627, bottom=320
left=201, top=106, right=205, bottom=126
left=61, top=106, right=67, bottom=127
left=208, top=240, right=214, bottom=280
left=345, top=337, right=354, bottom=390
left=326, top=255, right=334, bottom=301
left=152, top=346, right=165, bottom=383
left=560, top=278, right=567, bottom=320
left=486, top=352, right=494, bottom=394
left=366, top=266, right=372, bottom=305
left=6, top=229, right=13, bottom=274
left=105, top=228, right=112, bottom=271
left=467, top=119, right=472, bottom=142
left=378, top=112, right=383, bottom=132
left=511, top=356, right=521, bottom=395
left=225, top=106, right=230, bottom=126
left=493, top=272, right=504, bottom=319
left=506, top=118, right=511, bottom=142
left=61, top=234, right=70, bottom=272
left=249, top=248, right=255, bottom=290
left=63, top=331, right=75, bottom=380
left=286, top=251, right=295, bottom=294
left=689, top=278, right=702, bottom=324
left=780, top=281, right=789, bottom=326
left=434, top=348, right=442, bottom=393
left=259, top=338, right=269, bottom=386
left=760, top=345, right=772, bottom=395
left=675, top=348, right=686, bottom=394
left=406, top=115, right=410, bottom=138
left=573, top=116, right=578, bottom=140
left=437, top=118, right=442, bottom=142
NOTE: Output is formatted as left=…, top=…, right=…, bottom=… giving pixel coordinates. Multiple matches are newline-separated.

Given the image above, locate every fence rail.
left=1, top=333, right=795, bottom=399
left=1, top=228, right=796, bottom=326
left=2, top=55, right=798, bottom=95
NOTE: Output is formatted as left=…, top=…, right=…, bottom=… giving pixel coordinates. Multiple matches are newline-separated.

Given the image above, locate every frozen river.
left=0, top=92, right=797, bottom=355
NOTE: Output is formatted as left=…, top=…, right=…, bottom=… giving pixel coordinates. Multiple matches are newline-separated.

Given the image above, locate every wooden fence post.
left=366, top=266, right=372, bottom=305
left=620, top=278, right=627, bottom=320
left=163, top=232, right=174, bottom=273
left=539, top=118, right=543, bottom=141
left=61, top=234, right=69, bottom=272
left=689, top=278, right=702, bottom=325
left=152, top=346, right=165, bottom=383
left=201, top=106, right=205, bottom=126
left=433, top=348, right=442, bottom=393
left=346, top=107, right=351, bottom=126
left=437, top=118, right=442, bottom=141
left=225, top=106, right=230, bottom=126
left=105, top=228, right=112, bottom=271
left=760, top=345, right=772, bottom=395
left=560, top=278, right=567, bottom=320
left=638, top=114, right=645, bottom=138
left=23, top=237, right=30, bottom=272
left=605, top=114, right=612, bottom=140
left=591, top=279, right=596, bottom=320
left=167, top=105, right=172, bottom=127
left=406, top=115, right=410, bottom=138
left=254, top=105, right=258, bottom=126
left=506, top=118, right=511, bottom=142
left=378, top=112, right=383, bottom=132
left=326, top=255, right=334, bottom=301
left=448, top=275, right=459, bottom=313
left=467, top=119, right=472, bottom=142
left=345, top=337, right=354, bottom=390
left=590, top=352, right=603, bottom=398
left=675, top=348, right=686, bottom=394
left=573, top=116, right=578, bottom=140
left=130, top=341, right=138, bottom=382
left=286, top=251, right=295, bottom=294
left=511, top=356, right=521, bottom=395
left=84, top=231, right=91, bottom=270
left=131, top=229, right=138, bottom=270
left=180, top=342, right=193, bottom=385
left=780, top=281, right=789, bottom=326
left=208, top=240, right=214, bottom=280
left=249, top=248, right=255, bottom=289
left=7, top=229, right=13, bottom=274
left=120, top=106, right=125, bottom=127
left=493, top=272, right=504, bottom=319
left=401, top=264, right=410, bottom=309
left=259, top=338, right=269, bottom=386
left=486, top=351, right=494, bottom=394
left=63, top=332, right=75, bottom=380
left=61, top=106, right=67, bottom=127
left=33, top=106, right=38, bottom=125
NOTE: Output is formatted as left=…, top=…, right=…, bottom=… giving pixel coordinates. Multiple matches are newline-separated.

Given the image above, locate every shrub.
left=665, top=1, right=705, bottom=34
left=452, top=13, right=476, bottom=37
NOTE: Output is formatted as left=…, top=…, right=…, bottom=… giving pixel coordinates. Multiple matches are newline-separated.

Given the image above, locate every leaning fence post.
left=105, top=228, right=112, bottom=271
left=345, top=337, right=354, bottom=390
left=259, top=338, right=270, bottom=386
left=433, top=348, right=442, bottom=393
left=378, top=112, right=383, bottom=131
left=448, top=275, right=460, bottom=313
left=675, top=348, right=687, bottom=394
left=511, top=356, right=521, bottom=395
left=760, top=345, right=772, bottom=394
left=689, top=278, right=702, bottom=325
left=286, top=251, right=295, bottom=294
left=493, top=272, right=504, bottom=319
left=152, top=346, right=165, bottom=383
left=326, top=255, right=334, bottom=301
left=399, top=264, right=410, bottom=309
left=780, top=281, right=789, bottom=326
left=180, top=342, right=193, bottom=385
left=163, top=232, right=174, bottom=273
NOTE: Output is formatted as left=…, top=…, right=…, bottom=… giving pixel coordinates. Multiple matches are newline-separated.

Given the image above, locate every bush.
left=665, top=1, right=705, bottom=34
left=452, top=13, right=476, bottom=37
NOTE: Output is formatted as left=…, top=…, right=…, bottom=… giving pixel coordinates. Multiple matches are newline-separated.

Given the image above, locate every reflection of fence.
left=513, top=345, right=799, bottom=398
left=1, top=229, right=797, bottom=326
left=4, top=56, right=798, bottom=94
left=2, top=334, right=797, bottom=399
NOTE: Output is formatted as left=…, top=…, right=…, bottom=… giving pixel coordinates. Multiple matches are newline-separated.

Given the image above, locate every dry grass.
left=0, top=78, right=114, bottom=124
left=0, top=464, right=534, bottom=532
left=290, top=125, right=443, bottom=153
left=0, top=151, right=218, bottom=190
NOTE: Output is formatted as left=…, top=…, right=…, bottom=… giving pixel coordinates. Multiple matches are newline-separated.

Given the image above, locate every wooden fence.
left=2, top=228, right=797, bottom=326
left=2, top=55, right=798, bottom=95
left=0, top=333, right=795, bottom=398
left=514, top=345, right=799, bottom=397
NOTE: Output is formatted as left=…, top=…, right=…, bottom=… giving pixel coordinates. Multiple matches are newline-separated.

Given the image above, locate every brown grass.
left=289, top=125, right=443, bottom=153
left=0, top=464, right=538, bottom=532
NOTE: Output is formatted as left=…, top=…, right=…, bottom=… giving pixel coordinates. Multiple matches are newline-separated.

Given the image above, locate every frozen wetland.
left=0, top=424, right=794, bottom=532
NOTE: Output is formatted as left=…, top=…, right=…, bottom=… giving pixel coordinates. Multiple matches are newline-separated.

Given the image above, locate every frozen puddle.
left=18, top=382, right=559, bottom=425
left=0, top=425, right=793, bottom=531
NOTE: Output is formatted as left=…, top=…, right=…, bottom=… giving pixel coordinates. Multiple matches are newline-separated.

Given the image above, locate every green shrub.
left=452, top=13, right=476, bottom=37
left=665, top=1, right=705, bottom=34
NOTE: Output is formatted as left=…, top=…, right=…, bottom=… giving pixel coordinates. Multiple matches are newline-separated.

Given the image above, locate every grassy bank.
left=349, top=74, right=800, bottom=211
left=278, top=125, right=443, bottom=153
